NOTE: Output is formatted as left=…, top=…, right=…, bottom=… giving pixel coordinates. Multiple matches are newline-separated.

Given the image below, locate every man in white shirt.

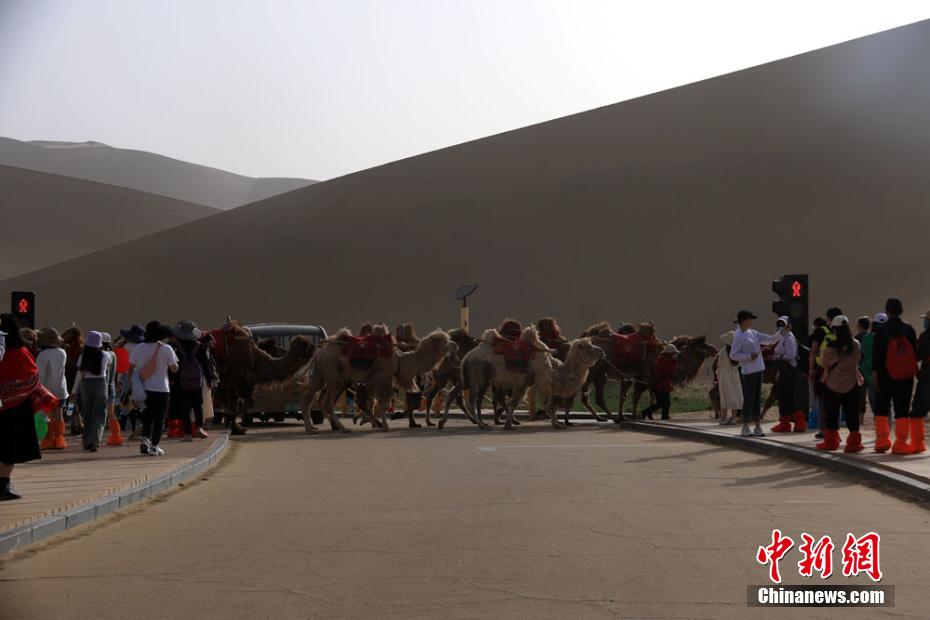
left=128, top=322, right=178, bottom=456
left=729, top=310, right=777, bottom=437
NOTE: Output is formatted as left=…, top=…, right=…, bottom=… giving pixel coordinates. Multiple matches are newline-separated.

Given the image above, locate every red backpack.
left=886, top=334, right=918, bottom=380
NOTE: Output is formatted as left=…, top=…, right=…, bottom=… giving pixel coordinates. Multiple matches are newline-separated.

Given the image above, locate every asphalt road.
left=2, top=421, right=929, bottom=619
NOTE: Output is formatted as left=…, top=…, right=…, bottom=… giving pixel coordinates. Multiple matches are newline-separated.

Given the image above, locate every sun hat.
left=734, top=310, right=757, bottom=324
left=85, top=330, right=103, bottom=349
left=143, top=321, right=173, bottom=342
left=830, top=315, right=849, bottom=327
left=776, top=316, right=790, bottom=326
left=873, top=312, right=888, bottom=324
left=719, top=331, right=734, bottom=345
left=172, top=320, right=203, bottom=341
left=119, top=324, right=145, bottom=343
left=100, top=332, right=112, bottom=344
left=662, top=344, right=679, bottom=355
left=19, top=328, right=37, bottom=346
left=37, top=327, right=64, bottom=347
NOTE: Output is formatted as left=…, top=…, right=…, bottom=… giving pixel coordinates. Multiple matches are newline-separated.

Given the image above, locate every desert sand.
left=0, top=138, right=313, bottom=210
left=0, top=165, right=219, bottom=280
left=2, top=21, right=929, bottom=337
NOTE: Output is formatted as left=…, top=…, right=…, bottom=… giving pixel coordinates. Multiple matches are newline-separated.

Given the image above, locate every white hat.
left=719, top=331, right=734, bottom=345
left=100, top=332, right=113, bottom=344
left=831, top=315, right=849, bottom=327
left=873, top=312, right=889, bottom=324
left=85, top=330, right=103, bottom=348
left=662, top=344, right=679, bottom=354
left=776, top=316, right=790, bottom=326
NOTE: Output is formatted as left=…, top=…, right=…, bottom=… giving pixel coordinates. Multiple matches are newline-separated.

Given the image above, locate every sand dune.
left=0, top=165, right=219, bottom=280
left=0, top=138, right=314, bottom=210
left=2, top=21, right=929, bottom=338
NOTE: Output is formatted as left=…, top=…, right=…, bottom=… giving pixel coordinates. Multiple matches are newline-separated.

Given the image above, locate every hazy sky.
left=0, top=1, right=927, bottom=180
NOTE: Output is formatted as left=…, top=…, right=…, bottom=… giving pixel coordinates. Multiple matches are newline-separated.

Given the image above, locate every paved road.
left=2, top=421, right=929, bottom=619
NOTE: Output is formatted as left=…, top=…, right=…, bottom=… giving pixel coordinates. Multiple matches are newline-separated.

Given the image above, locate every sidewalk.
left=0, top=430, right=228, bottom=555
left=628, top=414, right=930, bottom=499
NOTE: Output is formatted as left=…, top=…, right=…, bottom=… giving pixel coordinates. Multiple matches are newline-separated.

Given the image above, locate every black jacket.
left=872, top=317, right=918, bottom=377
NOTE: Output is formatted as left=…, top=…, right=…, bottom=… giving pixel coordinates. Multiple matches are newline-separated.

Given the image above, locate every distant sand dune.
left=2, top=21, right=929, bottom=336
left=0, top=138, right=314, bottom=210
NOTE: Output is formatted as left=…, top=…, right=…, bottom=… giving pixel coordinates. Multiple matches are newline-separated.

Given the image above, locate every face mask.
left=776, top=325, right=785, bottom=333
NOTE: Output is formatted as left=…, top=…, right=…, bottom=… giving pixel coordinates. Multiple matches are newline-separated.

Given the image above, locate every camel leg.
left=300, top=372, right=324, bottom=434
left=617, top=379, right=632, bottom=422
left=323, top=385, right=349, bottom=433
left=561, top=397, right=572, bottom=427
left=632, top=383, right=647, bottom=419
left=405, top=391, right=421, bottom=428
left=422, top=380, right=444, bottom=427
left=467, top=384, right=492, bottom=431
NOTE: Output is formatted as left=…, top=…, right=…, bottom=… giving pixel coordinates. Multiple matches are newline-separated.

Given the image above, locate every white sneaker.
left=740, top=425, right=752, bottom=437
left=139, top=437, right=151, bottom=455
left=753, top=426, right=765, bottom=437
left=148, top=445, right=165, bottom=456
left=196, top=427, right=208, bottom=439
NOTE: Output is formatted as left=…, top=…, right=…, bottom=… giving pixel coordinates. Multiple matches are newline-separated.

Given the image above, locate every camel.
left=527, top=316, right=571, bottom=420
left=211, top=321, right=317, bottom=434
left=527, top=336, right=606, bottom=429
left=300, top=326, right=457, bottom=433
left=580, top=325, right=717, bottom=420
left=438, top=326, right=550, bottom=431
left=417, top=328, right=479, bottom=426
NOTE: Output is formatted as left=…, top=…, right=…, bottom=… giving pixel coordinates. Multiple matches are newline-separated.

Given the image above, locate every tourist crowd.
left=716, top=297, right=928, bottom=456
left=0, top=316, right=216, bottom=501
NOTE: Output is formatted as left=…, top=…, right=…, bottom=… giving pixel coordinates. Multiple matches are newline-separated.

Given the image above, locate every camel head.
left=565, top=337, right=605, bottom=368
left=669, top=335, right=718, bottom=385
left=448, top=328, right=479, bottom=355
left=394, top=323, right=419, bottom=344
left=414, top=329, right=458, bottom=369
left=518, top=326, right=550, bottom=352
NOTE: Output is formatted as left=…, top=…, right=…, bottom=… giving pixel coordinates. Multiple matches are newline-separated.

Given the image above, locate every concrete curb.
left=0, top=433, right=229, bottom=556
left=624, top=421, right=930, bottom=504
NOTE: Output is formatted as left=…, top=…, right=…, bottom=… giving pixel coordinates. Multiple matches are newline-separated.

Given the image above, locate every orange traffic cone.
left=106, top=417, right=124, bottom=446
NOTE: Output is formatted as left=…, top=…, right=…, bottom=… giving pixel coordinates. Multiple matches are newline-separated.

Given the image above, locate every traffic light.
left=772, top=274, right=809, bottom=346
left=10, top=291, right=35, bottom=330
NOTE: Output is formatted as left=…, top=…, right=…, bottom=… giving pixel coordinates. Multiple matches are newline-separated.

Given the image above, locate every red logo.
left=798, top=534, right=834, bottom=579
left=841, top=532, right=882, bottom=582
left=16, top=298, right=29, bottom=314
left=758, top=530, right=881, bottom=583
left=757, top=529, right=794, bottom=584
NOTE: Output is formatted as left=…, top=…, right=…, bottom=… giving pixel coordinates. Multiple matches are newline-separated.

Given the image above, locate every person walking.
left=70, top=331, right=113, bottom=452
left=729, top=311, right=776, bottom=437
left=172, top=321, right=216, bottom=440
left=0, top=314, right=58, bottom=501
left=641, top=344, right=679, bottom=420
left=715, top=331, right=742, bottom=425
left=128, top=322, right=178, bottom=456
left=61, top=326, right=84, bottom=436
left=854, top=316, right=874, bottom=426
left=117, top=324, right=145, bottom=437
left=872, top=298, right=919, bottom=454
left=769, top=316, right=806, bottom=433
left=907, top=311, right=930, bottom=453
left=816, top=316, right=864, bottom=452
left=35, top=328, right=69, bottom=450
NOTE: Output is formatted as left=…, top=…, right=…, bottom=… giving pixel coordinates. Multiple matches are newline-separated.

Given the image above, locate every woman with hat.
left=70, top=331, right=114, bottom=452
left=36, top=327, right=69, bottom=449
left=128, top=322, right=178, bottom=456
left=171, top=320, right=216, bottom=441
left=640, top=344, right=680, bottom=421
left=117, top=324, right=145, bottom=437
left=715, top=331, right=743, bottom=425
left=0, top=314, right=59, bottom=501
left=729, top=310, right=778, bottom=437
left=817, top=316, right=864, bottom=452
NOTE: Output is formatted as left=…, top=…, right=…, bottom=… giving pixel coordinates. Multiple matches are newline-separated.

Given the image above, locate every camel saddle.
left=209, top=324, right=250, bottom=362
left=345, top=334, right=394, bottom=369
left=611, top=332, right=659, bottom=366
left=492, top=338, right=535, bottom=373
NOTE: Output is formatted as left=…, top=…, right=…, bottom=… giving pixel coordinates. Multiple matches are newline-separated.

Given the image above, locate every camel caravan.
left=206, top=316, right=718, bottom=434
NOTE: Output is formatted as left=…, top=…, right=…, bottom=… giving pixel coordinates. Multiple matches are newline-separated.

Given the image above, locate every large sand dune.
left=2, top=21, right=929, bottom=337
left=0, top=138, right=313, bottom=210
left=0, top=165, right=219, bottom=280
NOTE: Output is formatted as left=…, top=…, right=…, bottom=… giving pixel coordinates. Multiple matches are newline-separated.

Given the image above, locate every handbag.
left=139, top=343, right=162, bottom=381
left=131, top=369, right=147, bottom=408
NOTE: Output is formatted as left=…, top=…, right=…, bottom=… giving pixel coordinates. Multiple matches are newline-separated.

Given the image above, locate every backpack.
left=886, top=334, right=918, bottom=380
left=178, top=342, right=204, bottom=391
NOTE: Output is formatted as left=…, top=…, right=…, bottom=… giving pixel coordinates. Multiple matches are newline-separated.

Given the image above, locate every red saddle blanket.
left=492, top=338, right=535, bottom=372
left=208, top=327, right=238, bottom=362
left=612, top=333, right=659, bottom=365
left=345, top=334, right=394, bottom=368
left=539, top=330, right=563, bottom=350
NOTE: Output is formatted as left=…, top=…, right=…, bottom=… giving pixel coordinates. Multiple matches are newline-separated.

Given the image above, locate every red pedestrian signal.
left=791, top=280, right=802, bottom=298
left=771, top=275, right=809, bottom=346
left=10, top=291, right=36, bottom=330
